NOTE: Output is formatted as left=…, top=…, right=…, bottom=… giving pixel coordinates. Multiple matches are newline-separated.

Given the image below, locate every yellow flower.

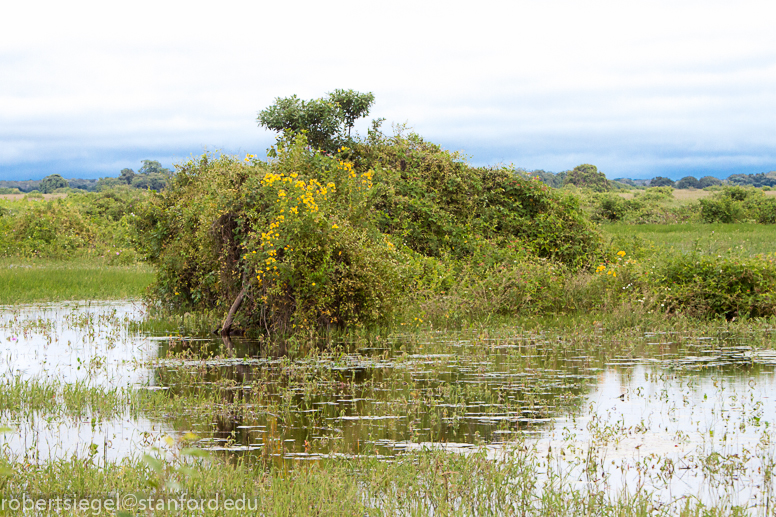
left=332, top=224, right=339, bottom=229
left=617, top=250, right=626, bottom=257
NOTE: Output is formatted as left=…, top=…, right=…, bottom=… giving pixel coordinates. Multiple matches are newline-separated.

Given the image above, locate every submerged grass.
left=0, top=259, right=154, bottom=304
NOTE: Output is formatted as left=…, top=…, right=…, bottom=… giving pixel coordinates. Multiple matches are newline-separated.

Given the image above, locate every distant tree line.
left=523, top=169, right=776, bottom=190
left=0, top=160, right=173, bottom=194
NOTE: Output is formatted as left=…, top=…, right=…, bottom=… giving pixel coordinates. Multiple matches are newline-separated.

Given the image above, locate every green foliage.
left=0, top=189, right=147, bottom=260
left=139, top=127, right=604, bottom=337
left=563, top=164, right=609, bottom=192
left=360, top=132, right=602, bottom=268
left=727, top=172, right=776, bottom=188
left=258, top=90, right=375, bottom=152
left=589, top=187, right=688, bottom=224
left=675, top=176, right=700, bottom=189
left=591, top=193, right=627, bottom=221
left=699, top=176, right=723, bottom=188
left=638, top=186, right=674, bottom=201
left=139, top=159, right=172, bottom=175
left=132, top=172, right=169, bottom=190
left=38, top=174, right=69, bottom=194
left=524, top=169, right=566, bottom=188
left=698, top=186, right=772, bottom=223
left=138, top=135, right=402, bottom=334
left=654, top=252, right=776, bottom=318
left=119, top=168, right=135, bottom=184
left=649, top=176, right=675, bottom=187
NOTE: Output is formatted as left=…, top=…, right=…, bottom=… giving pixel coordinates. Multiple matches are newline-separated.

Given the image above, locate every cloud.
left=2, top=0, right=775, bottom=180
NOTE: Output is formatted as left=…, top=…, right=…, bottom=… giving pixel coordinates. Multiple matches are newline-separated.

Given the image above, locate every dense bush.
left=675, top=176, right=700, bottom=189
left=137, top=130, right=605, bottom=337
left=0, top=189, right=145, bottom=260
left=563, top=164, right=609, bottom=192
left=654, top=252, right=776, bottom=318
left=588, top=187, right=695, bottom=224
left=698, top=176, right=723, bottom=188
left=699, top=186, right=774, bottom=223
left=649, top=176, right=675, bottom=187
left=39, top=174, right=69, bottom=194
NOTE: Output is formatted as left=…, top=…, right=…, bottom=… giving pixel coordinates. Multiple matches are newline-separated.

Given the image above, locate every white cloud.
left=2, top=0, right=775, bottom=179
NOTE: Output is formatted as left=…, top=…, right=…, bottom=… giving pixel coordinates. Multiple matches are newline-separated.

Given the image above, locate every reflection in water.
left=2, top=299, right=776, bottom=509
left=0, top=301, right=170, bottom=461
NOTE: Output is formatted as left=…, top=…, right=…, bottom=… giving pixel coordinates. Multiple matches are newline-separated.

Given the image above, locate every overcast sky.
left=2, top=0, right=775, bottom=181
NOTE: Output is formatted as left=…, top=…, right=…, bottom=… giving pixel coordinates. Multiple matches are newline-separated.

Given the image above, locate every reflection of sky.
left=0, top=300, right=156, bottom=386
left=0, top=301, right=173, bottom=460
left=532, top=365, right=776, bottom=508
left=2, top=1, right=775, bottom=180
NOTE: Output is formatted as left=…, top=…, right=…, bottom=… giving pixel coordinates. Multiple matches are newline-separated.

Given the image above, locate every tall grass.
left=0, top=260, right=154, bottom=304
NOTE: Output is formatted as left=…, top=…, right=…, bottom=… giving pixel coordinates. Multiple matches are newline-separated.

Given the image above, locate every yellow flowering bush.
left=141, top=133, right=400, bottom=336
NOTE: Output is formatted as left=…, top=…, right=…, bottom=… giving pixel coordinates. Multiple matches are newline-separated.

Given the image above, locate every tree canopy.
left=258, top=90, right=375, bottom=152
left=39, top=174, right=69, bottom=194
left=563, top=164, right=609, bottom=192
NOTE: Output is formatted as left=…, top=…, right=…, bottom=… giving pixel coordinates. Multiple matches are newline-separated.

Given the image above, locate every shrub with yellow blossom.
left=139, top=133, right=401, bottom=336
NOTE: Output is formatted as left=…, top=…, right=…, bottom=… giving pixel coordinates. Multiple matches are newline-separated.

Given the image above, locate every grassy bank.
left=0, top=259, right=154, bottom=304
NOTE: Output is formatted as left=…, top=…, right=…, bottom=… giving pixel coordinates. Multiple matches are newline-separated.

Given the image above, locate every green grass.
left=601, top=222, right=776, bottom=256
left=0, top=259, right=154, bottom=304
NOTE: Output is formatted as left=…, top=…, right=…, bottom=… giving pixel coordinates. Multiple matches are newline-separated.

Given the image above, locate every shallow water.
left=0, top=301, right=170, bottom=461
left=2, top=301, right=776, bottom=506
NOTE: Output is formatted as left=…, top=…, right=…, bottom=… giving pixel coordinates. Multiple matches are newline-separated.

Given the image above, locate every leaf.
left=142, top=454, right=163, bottom=474
left=181, top=448, right=209, bottom=458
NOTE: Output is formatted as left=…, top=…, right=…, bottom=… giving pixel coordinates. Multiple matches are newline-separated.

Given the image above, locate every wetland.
left=3, top=300, right=776, bottom=515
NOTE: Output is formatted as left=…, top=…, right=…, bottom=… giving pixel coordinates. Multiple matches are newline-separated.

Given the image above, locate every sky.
left=2, top=0, right=775, bottom=181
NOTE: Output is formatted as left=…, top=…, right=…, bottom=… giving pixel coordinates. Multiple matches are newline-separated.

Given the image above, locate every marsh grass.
left=0, top=377, right=134, bottom=421
left=0, top=260, right=154, bottom=304
left=0, top=443, right=764, bottom=516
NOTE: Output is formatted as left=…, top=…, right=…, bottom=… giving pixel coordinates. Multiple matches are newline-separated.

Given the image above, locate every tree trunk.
left=221, top=274, right=250, bottom=336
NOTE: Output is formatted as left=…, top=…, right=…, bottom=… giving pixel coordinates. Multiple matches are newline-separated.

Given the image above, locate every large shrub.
left=563, top=164, right=609, bottom=192
left=137, top=135, right=403, bottom=335
left=137, top=129, right=604, bottom=336
left=699, top=186, right=772, bottom=223
left=358, top=132, right=602, bottom=268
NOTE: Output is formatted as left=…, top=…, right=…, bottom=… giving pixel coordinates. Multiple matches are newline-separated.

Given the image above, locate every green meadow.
left=0, top=259, right=154, bottom=305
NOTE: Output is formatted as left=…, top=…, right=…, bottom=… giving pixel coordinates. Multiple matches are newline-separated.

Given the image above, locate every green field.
left=601, top=222, right=776, bottom=256
left=0, top=259, right=154, bottom=304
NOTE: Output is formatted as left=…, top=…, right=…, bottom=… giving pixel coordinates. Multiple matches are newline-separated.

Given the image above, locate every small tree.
left=138, top=160, right=171, bottom=176
left=258, top=90, right=375, bottom=152
left=699, top=176, right=723, bottom=188
left=39, top=174, right=69, bottom=194
left=563, top=164, right=609, bottom=192
left=650, top=176, right=675, bottom=187
left=675, top=176, right=700, bottom=189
